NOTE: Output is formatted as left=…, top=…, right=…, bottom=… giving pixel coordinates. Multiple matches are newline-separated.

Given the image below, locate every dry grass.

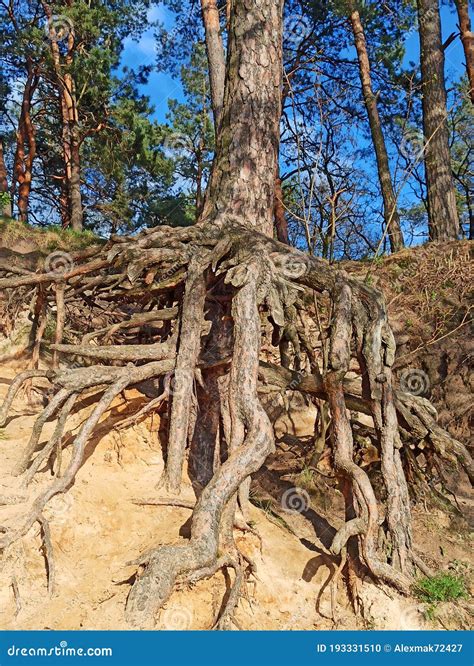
left=346, top=241, right=473, bottom=352
left=0, top=219, right=102, bottom=253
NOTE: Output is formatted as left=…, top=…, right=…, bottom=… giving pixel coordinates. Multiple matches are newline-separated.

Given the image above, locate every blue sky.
left=121, top=4, right=181, bottom=123
left=119, top=2, right=471, bottom=247
left=121, top=3, right=469, bottom=124
left=403, top=3, right=466, bottom=83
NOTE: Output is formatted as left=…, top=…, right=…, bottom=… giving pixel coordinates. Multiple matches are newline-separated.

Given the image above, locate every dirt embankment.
left=0, top=236, right=472, bottom=631
left=346, top=241, right=473, bottom=444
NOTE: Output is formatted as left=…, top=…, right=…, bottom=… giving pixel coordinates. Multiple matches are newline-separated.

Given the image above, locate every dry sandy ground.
left=0, top=364, right=471, bottom=631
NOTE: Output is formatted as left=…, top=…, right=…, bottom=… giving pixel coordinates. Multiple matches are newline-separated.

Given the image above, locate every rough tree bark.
left=43, top=1, right=83, bottom=232
left=417, top=0, right=460, bottom=240
left=349, top=7, right=404, bottom=253
left=201, top=0, right=282, bottom=237
left=274, top=173, right=289, bottom=244
left=200, top=0, right=289, bottom=243
left=454, top=0, right=474, bottom=104
left=200, top=0, right=226, bottom=131
left=0, top=140, right=12, bottom=217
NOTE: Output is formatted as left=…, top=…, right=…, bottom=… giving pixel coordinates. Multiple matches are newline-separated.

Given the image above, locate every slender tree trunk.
left=0, top=140, right=12, bottom=217
left=349, top=9, right=404, bottom=252
left=43, top=1, right=83, bottom=231
left=196, top=145, right=204, bottom=214
left=63, top=26, right=83, bottom=233
left=417, top=0, right=460, bottom=240
left=13, top=62, right=38, bottom=222
left=466, top=184, right=474, bottom=240
left=200, top=0, right=226, bottom=130
left=274, top=173, right=289, bottom=243
left=455, top=0, right=474, bottom=104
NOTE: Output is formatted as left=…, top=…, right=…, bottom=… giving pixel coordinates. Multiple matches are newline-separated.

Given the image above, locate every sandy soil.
left=0, top=364, right=471, bottom=631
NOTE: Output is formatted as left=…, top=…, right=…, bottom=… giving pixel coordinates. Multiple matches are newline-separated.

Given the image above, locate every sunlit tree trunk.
left=201, top=0, right=283, bottom=237
left=455, top=0, right=474, bottom=104
left=13, top=61, right=38, bottom=222
left=417, top=0, right=460, bottom=240
left=200, top=0, right=226, bottom=130
left=349, top=8, right=404, bottom=252
left=43, top=1, right=83, bottom=231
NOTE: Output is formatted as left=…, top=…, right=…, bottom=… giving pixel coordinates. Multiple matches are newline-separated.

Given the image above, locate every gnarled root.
left=125, top=258, right=274, bottom=627
left=0, top=223, right=469, bottom=627
left=325, top=283, right=410, bottom=592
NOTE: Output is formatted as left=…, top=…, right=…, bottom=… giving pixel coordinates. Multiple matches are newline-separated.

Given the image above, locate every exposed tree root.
left=0, top=222, right=471, bottom=628
left=38, top=514, right=56, bottom=596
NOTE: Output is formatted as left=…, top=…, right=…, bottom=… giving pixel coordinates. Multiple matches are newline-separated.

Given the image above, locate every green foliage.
left=414, top=573, right=468, bottom=605
left=0, top=0, right=468, bottom=251
left=160, top=44, right=215, bottom=219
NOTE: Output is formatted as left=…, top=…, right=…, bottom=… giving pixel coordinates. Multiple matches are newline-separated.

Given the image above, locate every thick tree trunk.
left=13, top=62, right=38, bottom=222
left=349, top=9, right=404, bottom=253
left=43, top=1, right=83, bottom=232
left=455, top=0, right=474, bottom=104
left=202, top=0, right=283, bottom=237
left=125, top=0, right=284, bottom=626
left=0, top=140, right=12, bottom=217
left=200, top=0, right=226, bottom=130
left=201, top=0, right=288, bottom=242
left=417, top=0, right=460, bottom=240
